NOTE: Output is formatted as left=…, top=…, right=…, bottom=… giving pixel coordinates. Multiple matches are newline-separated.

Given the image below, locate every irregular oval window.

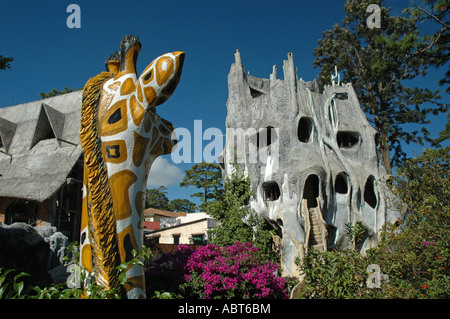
left=364, top=175, right=377, bottom=209
left=335, top=92, right=348, bottom=100
left=262, top=181, right=281, bottom=201
left=374, top=133, right=380, bottom=147
left=337, top=131, right=360, bottom=148
left=303, top=174, right=320, bottom=208
left=335, top=173, right=348, bottom=194
left=297, top=117, right=313, bottom=143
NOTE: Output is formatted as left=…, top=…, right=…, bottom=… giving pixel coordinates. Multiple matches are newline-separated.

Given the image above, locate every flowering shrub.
left=179, top=242, right=289, bottom=299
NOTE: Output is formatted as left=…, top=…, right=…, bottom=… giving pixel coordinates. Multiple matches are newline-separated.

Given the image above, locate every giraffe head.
left=136, top=51, right=185, bottom=109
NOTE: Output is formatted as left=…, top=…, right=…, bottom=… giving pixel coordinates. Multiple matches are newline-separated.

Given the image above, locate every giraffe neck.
left=100, top=74, right=175, bottom=298
left=80, top=37, right=184, bottom=299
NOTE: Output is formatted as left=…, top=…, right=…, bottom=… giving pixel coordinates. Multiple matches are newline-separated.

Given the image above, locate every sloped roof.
left=0, top=91, right=83, bottom=202
left=144, top=207, right=187, bottom=218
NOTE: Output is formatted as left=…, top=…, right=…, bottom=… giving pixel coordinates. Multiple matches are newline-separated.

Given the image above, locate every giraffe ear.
left=118, top=35, right=141, bottom=74
left=105, top=51, right=121, bottom=74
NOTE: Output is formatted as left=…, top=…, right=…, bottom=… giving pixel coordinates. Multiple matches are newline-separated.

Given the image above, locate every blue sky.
left=0, top=0, right=448, bottom=207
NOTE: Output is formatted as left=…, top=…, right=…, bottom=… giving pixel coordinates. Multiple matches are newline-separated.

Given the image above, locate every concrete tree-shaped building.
left=221, top=50, right=402, bottom=276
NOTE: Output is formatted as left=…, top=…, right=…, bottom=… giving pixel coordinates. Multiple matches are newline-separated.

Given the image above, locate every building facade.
left=0, top=91, right=84, bottom=241
left=144, top=212, right=218, bottom=245
left=221, top=51, right=402, bottom=276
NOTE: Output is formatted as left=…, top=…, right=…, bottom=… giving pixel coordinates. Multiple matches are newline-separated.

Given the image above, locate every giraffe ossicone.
left=79, top=35, right=184, bottom=299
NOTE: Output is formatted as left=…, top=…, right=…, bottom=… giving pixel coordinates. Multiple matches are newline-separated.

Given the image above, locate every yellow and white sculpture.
left=79, top=35, right=184, bottom=298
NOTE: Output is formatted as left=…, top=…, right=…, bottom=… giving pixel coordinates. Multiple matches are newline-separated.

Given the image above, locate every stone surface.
left=0, top=222, right=71, bottom=284
left=221, top=51, right=402, bottom=276
left=0, top=222, right=51, bottom=281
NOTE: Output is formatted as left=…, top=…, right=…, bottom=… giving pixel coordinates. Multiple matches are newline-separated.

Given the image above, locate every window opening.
left=335, top=173, right=348, bottom=194
left=303, top=175, right=319, bottom=208
left=335, top=92, right=348, bottom=100
left=256, top=126, right=278, bottom=149
left=31, top=106, right=57, bottom=148
left=250, top=87, right=264, bottom=98
left=364, top=175, right=377, bottom=209
left=262, top=181, right=281, bottom=201
left=297, top=117, right=312, bottom=143
left=192, top=234, right=205, bottom=245
left=337, top=131, right=359, bottom=148
left=0, top=117, right=17, bottom=152
left=374, top=133, right=380, bottom=147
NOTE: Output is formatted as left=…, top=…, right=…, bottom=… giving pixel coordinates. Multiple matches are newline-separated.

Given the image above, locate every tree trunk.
left=376, top=83, right=392, bottom=175
left=380, top=132, right=392, bottom=175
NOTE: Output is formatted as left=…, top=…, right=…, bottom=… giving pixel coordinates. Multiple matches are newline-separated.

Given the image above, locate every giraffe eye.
left=107, top=108, right=122, bottom=124
left=143, top=70, right=152, bottom=81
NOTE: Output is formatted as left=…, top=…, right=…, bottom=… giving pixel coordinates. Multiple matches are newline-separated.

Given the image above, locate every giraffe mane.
left=80, top=71, right=121, bottom=289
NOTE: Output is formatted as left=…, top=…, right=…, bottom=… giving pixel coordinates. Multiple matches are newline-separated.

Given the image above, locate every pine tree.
left=180, top=162, right=224, bottom=211
left=145, top=186, right=171, bottom=210
left=313, top=0, right=448, bottom=173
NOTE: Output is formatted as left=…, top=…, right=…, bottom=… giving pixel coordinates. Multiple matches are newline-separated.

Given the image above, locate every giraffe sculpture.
left=79, top=35, right=184, bottom=299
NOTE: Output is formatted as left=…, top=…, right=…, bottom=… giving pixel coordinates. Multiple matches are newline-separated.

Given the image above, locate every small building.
left=144, top=212, right=219, bottom=245
left=143, top=207, right=187, bottom=223
left=0, top=92, right=83, bottom=241
left=0, top=93, right=219, bottom=246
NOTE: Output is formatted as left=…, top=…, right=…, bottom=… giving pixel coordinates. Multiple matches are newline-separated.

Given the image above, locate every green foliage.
left=374, top=133, right=450, bottom=298
left=169, top=198, right=197, bottom=213
left=205, top=166, right=276, bottom=262
left=0, top=269, right=32, bottom=299
left=313, top=0, right=448, bottom=172
left=392, top=145, right=449, bottom=218
left=40, top=87, right=80, bottom=99
left=296, top=249, right=376, bottom=298
left=145, top=186, right=171, bottom=210
left=296, top=129, right=450, bottom=299
left=151, top=290, right=179, bottom=299
left=345, top=221, right=368, bottom=250
left=0, top=55, right=14, bottom=71
left=403, top=0, right=449, bottom=93
left=145, top=186, right=197, bottom=212
left=180, top=162, right=224, bottom=211
left=301, top=1, right=448, bottom=298
left=0, top=245, right=153, bottom=299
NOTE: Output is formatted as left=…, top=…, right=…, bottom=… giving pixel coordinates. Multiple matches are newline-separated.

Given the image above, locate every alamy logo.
left=66, top=4, right=81, bottom=29
left=366, top=4, right=381, bottom=29
left=171, top=120, right=280, bottom=174
left=66, top=263, right=81, bottom=289
left=366, top=264, right=389, bottom=288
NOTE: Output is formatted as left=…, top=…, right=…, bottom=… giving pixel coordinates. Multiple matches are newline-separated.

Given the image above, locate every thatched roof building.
left=0, top=91, right=83, bottom=240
